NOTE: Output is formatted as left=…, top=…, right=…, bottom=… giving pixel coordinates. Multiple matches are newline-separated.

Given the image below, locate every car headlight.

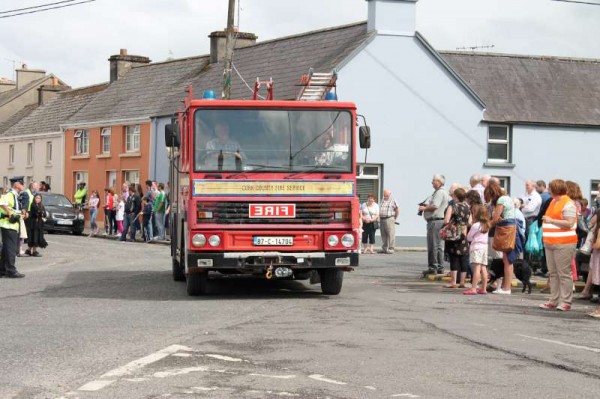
left=327, top=235, right=339, bottom=247
left=192, top=234, right=206, bottom=247
left=341, top=233, right=355, bottom=248
left=208, top=235, right=221, bottom=247
left=77, top=213, right=85, bottom=220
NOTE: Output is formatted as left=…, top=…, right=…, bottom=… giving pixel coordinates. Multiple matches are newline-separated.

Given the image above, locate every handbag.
left=576, top=214, right=589, bottom=235
left=493, top=223, right=517, bottom=252
left=580, top=229, right=595, bottom=255
left=439, top=222, right=461, bottom=241
left=366, top=206, right=379, bottom=230
left=525, top=222, right=542, bottom=257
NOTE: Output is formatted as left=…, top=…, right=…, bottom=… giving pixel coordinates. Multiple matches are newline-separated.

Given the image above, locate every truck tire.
left=172, top=257, right=185, bottom=281
left=319, top=268, right=343, bottom=295
left=187, top=271, right=208, bottom=296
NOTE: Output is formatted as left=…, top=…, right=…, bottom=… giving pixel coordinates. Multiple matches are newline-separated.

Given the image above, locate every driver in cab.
left=204, top=122, right=244, bottom=169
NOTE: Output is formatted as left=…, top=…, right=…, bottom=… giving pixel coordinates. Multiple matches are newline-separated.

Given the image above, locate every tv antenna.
left=3, top=58, right=25, bottom=80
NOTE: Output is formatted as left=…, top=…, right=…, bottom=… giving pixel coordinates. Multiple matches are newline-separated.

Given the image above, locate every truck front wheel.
left=319, top=268, right=344, bottom=295
left=187, top=271, right=208, bottom=296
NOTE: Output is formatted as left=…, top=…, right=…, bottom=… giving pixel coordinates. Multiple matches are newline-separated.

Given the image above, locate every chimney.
left=108, top=49, right=151, bottom=83
left=37, top=81, right=70, bottom=106
left=208, top=30, right=258, bottom=64
left=16, top=64, right=47, bottom=90
left=0, top=78, right=16, bottom=93
left=367, top=0, right=417, bottom=36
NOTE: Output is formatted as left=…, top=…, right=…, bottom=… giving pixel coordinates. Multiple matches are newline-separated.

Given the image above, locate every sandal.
left=587, top=311, right=600, bottom=319
left=476, top=289, right=488, bottom=295
left=462, top=289, right=477, bottom=295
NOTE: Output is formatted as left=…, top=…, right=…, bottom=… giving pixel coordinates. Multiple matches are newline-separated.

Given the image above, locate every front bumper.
left=187, top=251, right=359, bottom=271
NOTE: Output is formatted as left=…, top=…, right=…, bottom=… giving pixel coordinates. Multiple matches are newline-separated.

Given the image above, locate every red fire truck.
left=165, top=84, right=370, bottom=296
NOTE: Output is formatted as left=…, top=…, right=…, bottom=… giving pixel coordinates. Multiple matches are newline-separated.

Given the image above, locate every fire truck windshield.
left=194, top=109, right=352, bottom=172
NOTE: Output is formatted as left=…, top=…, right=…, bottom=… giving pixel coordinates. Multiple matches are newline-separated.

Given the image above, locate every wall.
left=63, top=123, right=151, bottom=202
left=339, top=34, right=487, bottom=245
left=151, top=117, right=170, bottom=184
left=0, top=76, right=53, bottom=124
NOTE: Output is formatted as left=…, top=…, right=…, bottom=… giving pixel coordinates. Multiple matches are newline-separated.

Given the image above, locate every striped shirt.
left=379, top=197, right=398, bottom=218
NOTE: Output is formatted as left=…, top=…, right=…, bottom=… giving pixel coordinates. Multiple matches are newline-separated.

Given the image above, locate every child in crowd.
left=88, top=190, right=100, bottom=236
left=116, top=195, right=125, bottom=234
left=140, top=197, right=153, bottom=243
left=464, top=204, right=490, bottom=295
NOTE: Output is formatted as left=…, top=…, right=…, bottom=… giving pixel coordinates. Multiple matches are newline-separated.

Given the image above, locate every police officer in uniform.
left=0, top=176, right=26, bottom=278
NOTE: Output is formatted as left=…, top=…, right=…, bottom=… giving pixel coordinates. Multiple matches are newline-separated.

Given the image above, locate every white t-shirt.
left=116, top=201, right=125, bottom=221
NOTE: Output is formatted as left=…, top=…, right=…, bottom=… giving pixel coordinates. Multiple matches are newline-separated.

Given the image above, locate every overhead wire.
left=0, top=0, right=96, bottom=19
left=551, top=0, right=600, bottom=5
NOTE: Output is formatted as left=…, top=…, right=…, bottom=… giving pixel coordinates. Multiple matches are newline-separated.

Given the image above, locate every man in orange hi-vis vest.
left=539, top=179, right=577, bottom=311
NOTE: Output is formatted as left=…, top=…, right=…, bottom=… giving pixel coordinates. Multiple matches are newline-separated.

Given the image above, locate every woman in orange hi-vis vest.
left=539, top=179, right=578, bottom=311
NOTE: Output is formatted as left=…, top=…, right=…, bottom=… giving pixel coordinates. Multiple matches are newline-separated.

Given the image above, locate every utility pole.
left=222, top=0, right=236, bottom=99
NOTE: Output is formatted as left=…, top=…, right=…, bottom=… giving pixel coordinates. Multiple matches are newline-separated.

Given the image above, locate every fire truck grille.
left=197, top=202, right=351, bottom=224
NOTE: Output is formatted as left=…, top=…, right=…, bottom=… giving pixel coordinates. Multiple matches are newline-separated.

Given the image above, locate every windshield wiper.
left=288, top=112, right=342, bottom=165
left=226, top=164, right=289, bottom=179
left=284, top=165, right=343, bottom=179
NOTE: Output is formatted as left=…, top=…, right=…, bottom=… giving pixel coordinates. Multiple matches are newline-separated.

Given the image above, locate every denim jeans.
left=154, top=212, right=165, bottom=240
left=120, top=213, right=137, bottom=241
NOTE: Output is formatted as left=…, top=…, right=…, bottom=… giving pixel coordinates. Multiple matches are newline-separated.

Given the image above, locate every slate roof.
left=67, top=57, right=210, bottom=124
left=2, top=83, right=108, bottom=137
left=0, top=75, right=66, bottom=107
left=158, top=22, right=373, bottom=115
left=441, top=52, right=600, bottom=126
left=0, top=103, right=37, bottom=135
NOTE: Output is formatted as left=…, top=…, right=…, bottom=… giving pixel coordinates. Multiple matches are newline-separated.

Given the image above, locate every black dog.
left=487, top=258, right=534, bottom=294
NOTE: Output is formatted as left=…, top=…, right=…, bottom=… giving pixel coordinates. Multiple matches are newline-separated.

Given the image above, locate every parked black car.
left=39, top=192, right=85, bottom=235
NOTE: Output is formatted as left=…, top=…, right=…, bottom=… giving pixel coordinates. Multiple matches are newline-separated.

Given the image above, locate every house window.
left=107, top=171, right=117, bottom=189
left=590, top=180, right=600, bottom=204
left=27, top=143, right=33, bottom=165
left=75, top=129, right=89, bottom=155
left=74, top=171, right=88, bottom=191
left=101, top=127, right=111, bottom=154
left=487, top=125, right=511, bottom=163
left=356, top=163, right=382, bottom=203
left=123, top=170, right=140, bottom=185
left=494, top=176, right=511, bottom=196
left=9, top=145, right=14, bottom=165
left=46, top=141, right=53, bottom=163
left=125, top=125, right=140, bottom=152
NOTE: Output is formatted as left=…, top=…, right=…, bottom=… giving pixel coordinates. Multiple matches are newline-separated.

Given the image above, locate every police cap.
left=9, top=176, right=24, bottom=185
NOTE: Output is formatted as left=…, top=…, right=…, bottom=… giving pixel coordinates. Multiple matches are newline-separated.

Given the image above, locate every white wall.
left=339, top=34, right=487, bottom=240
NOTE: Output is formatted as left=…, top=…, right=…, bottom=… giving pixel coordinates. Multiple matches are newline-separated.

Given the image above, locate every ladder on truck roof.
left=296, top=68, right=337, bottom=101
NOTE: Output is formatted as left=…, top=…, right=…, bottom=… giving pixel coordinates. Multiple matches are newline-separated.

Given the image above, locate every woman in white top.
left=361, top=193, right=380, bottom=254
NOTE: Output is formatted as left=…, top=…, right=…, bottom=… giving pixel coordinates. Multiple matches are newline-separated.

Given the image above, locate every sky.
left=1, top=0, right=599, bottom=88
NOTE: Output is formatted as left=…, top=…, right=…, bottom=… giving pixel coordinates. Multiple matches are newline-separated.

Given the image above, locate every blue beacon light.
left=202, top=90, right=217, bottom=99
left=324, top=92, right=338, bottom=101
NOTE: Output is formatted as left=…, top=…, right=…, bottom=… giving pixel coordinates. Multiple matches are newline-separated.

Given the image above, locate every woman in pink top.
left=464, top=204, right=491, bottom=295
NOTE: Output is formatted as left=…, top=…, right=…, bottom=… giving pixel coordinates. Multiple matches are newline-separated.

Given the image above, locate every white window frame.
left=74, top=171, right=88, bottom=188
left=590, top=180, right=600, bottom=203
left=46, top=141, right=53, bottom=164
left=125, top=125, right=140, bottom=152
left=123, top=170, right=140, bottom=185
left=75, top=129, right=89, bottom=155
left=27, top=143, right=34, bottom=166
left=101, top=127, right=111, bottom=154
left=107, top=171, right=117, bottom=189
left=357, top=163, right=382, bottom=203
left=3, top=177, right=8, bottom=188
left=9, top=145, right=14, bottom=165
left=494, top=176, right=511, bottom=196
left=487, top=125, right=511, bottom=164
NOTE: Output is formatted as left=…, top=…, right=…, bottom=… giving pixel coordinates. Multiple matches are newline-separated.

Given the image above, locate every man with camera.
left=418, top=174, right=449, bottom=275
left=0, top=176, right=26, bottom=278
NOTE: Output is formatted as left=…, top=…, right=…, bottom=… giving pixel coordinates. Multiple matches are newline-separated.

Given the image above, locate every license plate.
left=253, top=236, right=293, bottom=246
left=57, top=220, right=73, bottom=225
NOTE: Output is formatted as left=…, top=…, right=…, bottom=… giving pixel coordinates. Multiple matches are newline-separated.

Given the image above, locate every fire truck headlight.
left=327, top=235, right=339, bottom=247
left=192, top=234, right=206, bottom=247
left=341, top=233, right=355, bottom=248
left=208, top=235, right=221, bottom=247
left=197, top=211, right=213, bottom=219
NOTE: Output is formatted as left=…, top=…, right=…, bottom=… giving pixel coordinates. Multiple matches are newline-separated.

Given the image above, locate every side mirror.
left=165, top=123, right=180, bottom=148
left=359, top=126, right=371, bottom=149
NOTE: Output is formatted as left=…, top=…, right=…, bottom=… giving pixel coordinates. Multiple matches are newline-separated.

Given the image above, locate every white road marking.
left=123, top=377, right=149, bottom=382
left=192, top=386, right=222, bottom=391
left=77, top=380, right=115, bottom=391
left=205, top=354, right=243, bottom=362
left=102, top=344, right=193, bottom=378
left=517, top=334, right=600, bottom=353
left=249, top=373, right=297, bottom=379
left=391, top=394, right=420, bottom=398
left=153, top=366, right=209, bottom=378
left=171, top=353, right=192, bottom=357
left=308, top=374, right=347, bottom=385
left=365, top=385, right=377, bottom=390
